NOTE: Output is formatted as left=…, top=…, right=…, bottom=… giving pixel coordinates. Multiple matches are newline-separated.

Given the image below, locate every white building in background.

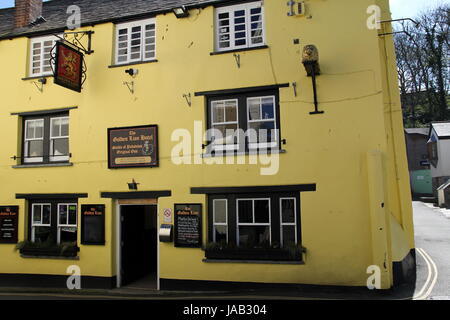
left=428, top=122, right=450, bottom=197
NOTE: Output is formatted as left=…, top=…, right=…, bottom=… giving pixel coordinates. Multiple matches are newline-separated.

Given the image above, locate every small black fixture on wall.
left=173, top=6, right=189, bottom=18
left=127, top=179, right=140, bottom=190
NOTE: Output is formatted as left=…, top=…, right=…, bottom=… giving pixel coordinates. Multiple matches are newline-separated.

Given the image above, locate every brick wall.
left=14, top=0, right=42, bottom=28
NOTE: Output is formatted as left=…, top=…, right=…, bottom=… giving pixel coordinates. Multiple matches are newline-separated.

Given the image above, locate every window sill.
left=210, top=45, right=269, bottom=56
left=12, top=163, right=73, bottom=169
left=202, top=149, right=286, bottom=158
left=108, top=59, right=158, bottom=68
left=202, top=259, right=303, bottom=265
left=22, top=75, right=53, bottom=81
left=20, top=254, right=79, bottom=260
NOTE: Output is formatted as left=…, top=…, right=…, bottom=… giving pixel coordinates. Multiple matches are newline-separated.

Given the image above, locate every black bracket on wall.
left=54, top=30, right=95, bottom=55
left=306, top=64, right=324, bottom=115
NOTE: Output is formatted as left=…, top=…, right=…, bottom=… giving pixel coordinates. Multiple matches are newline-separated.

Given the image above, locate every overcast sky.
left=0, top=0, right=449, bottom=19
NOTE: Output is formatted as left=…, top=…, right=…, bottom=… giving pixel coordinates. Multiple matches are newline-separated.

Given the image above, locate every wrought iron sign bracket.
left=377, top=18, right=419, bottom=37
left=54, top=30, right=95, bottom=55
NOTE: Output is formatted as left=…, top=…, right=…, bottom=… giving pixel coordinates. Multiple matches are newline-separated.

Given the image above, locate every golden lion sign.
left=54, top=41, right=84, bottom=92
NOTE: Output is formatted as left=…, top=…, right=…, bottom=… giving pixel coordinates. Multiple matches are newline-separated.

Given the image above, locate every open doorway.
left=120, top=205, right=158, bottom=289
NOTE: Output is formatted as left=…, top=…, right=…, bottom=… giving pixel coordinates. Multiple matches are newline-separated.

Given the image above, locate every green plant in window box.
left=15, top=240, right=79, bottom=258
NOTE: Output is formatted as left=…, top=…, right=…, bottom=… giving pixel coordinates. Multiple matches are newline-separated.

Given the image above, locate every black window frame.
left=21, top=111, right=70, bottom=165
left=27, top=198, right=78, bottom=246
left=205, top=89, right=282, bottom=154
left=207, top=192, right=301, bottom=250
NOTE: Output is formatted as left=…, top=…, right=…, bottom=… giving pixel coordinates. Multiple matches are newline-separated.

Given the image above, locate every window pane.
left=52, top=138, right=69, bottom=156
left=248, top=99, right=261, bottom=120
left=214, top=200, right=227, bottom=223
left=28, top=140, right=44, bottom=157
left=281, top=199, right=295, bottom=223
left=33, top=226, right=51, bottom=243
left=51, top=118, right=61, bottom=137
left=212, top=124, right=238, bottom=145
left=225, top=102, right=237, bottom=122
left=238, top=226, right=270, bottom=248
left=26, top=121, right=35, bottom=139
left=35, top=120, right=44, bottom=138
left=261, top=98, right=275, bottom=119
left=59, top=205, right=68, bottom=225
left=42, top=205, right=51, bottom=225
left=212, top=102, right=225, bottom=123
left=248, top=122, right=276, bottom=143
left=238, top=200, right=253, bottom=223
left=254, top=200, right=269, bottom=223
left=60, top=118, right=69, bottom=136
left=60, top=227, right=77, bottom=243
left=68, top=205, right=77, bottom=225
left=33, top=205, right=41, bottom=224
left=214, top=225, right=227, bottom=243
left=282, top=226, right=296, bottom=246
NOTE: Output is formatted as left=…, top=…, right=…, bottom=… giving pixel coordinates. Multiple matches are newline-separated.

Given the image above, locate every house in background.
left=404, top=128, right=432, bottom=197
left=427, top=122, right=450, bottom=200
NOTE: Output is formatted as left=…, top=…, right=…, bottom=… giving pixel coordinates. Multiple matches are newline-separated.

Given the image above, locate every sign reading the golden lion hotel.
left=108, top=125, right=158, bottom=168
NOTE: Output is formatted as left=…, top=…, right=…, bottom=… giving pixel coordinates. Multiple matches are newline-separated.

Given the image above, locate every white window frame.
left=246, top=95, right=278, bottom=150
left=279, top=197, right=297, bottom=246
left=50, top=116, right=70, bottom=162
left=215, top=1, right=265, bottom=52
left=31, top=203, right=51, bottom=242
left=57, top=203, right=77, bottom=244
left=29, top=35, right=59, bottom=77
left=236, top=198, right=271, bottom=246
left=210, top=99, right=240, bottom=152
left=213, top=199, right=228, bottom=242
left=115, top=18, right=156, bottom=65
left=24, top=118, right=44, bottom=164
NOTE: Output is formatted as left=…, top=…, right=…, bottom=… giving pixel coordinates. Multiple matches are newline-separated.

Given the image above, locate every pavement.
left=0, top=201, right=449, bottom=300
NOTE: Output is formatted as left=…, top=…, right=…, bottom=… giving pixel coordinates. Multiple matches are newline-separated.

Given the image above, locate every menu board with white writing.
left=0, top=206, right=19, bottom=244
left=81, top=205, right=105, bottom=245
left=174, top=204, right=202, bottom=248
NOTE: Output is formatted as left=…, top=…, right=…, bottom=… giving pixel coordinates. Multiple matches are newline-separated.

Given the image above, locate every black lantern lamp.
left=173, top=6, right=189, bottom=18
left=127, top=179, right=140, bottom=190
left=302, top=45, right=324, bottom=115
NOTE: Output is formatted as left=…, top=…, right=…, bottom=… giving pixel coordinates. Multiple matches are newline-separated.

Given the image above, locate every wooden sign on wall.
left=54, top=41, right=84, bottom=92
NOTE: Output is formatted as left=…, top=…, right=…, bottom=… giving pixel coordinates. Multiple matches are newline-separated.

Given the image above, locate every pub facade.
left=0, top=0, right=415, bottom=290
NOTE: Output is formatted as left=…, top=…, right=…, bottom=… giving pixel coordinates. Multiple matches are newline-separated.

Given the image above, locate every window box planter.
left=16, top=242, right=79, bottom=258
left=204, top=247, right=302, bottom=262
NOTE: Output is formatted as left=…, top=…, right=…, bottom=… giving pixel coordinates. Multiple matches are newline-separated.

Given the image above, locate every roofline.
left=0, top=0, right=252, bottom=41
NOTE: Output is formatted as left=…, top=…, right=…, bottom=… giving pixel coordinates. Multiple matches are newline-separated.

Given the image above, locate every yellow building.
left=0, top=0, right=415, bottom=290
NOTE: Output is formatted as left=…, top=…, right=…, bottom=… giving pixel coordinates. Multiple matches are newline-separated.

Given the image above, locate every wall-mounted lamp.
left=173, top=6, right=189, bottom=18
left=125, top=68, right=138, bottom=77
left=127, top=179, right=140, bottom=190
left=302, top=45, right=324, bottom=115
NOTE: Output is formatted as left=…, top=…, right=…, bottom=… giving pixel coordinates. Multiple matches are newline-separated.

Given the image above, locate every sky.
left=0, top=0, right=449, bottom=18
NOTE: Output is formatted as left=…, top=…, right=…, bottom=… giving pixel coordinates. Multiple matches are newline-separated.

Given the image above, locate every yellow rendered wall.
left=0, top=0, right=413, bottom=288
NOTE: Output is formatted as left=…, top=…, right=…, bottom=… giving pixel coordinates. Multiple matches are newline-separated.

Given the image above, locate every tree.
left=394, top=5, right=449, bottom=128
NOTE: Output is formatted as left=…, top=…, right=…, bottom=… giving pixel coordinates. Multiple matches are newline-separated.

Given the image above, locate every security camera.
left=125, top=68, right=138, bottom=76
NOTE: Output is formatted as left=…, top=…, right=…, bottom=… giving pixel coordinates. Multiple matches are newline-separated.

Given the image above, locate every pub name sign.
left=108, top=125, right=159, bottom=168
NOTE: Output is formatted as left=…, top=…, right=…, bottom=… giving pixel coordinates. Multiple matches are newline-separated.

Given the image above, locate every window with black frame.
left=206, top=90, right=281, bottom=154
left=206, top=192, right=302, bottom=261
left=22, top=112, right=70, bottom=164
left=29, top=200, right=78, bottom=245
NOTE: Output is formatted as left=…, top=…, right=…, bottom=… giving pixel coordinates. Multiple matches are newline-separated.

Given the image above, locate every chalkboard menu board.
left=0, top=206, right=19, bottom=244
left=174, top=204, right=202, bottom=248
left=108, top=125, right=159, bottom=169
left=81, top=205, right=105, bottom=245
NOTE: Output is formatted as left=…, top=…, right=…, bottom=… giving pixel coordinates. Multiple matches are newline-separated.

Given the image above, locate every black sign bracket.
left=53, top=30, right=95, bottom=55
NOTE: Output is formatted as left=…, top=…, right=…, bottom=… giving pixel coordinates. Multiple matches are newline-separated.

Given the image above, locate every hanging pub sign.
left=108, top=125, right=159, bottom=169
left=81, top=205, right=105, bottom=245
left=54, top=41, right=84, bottom=93
left=174, top=204, right=202, bottom=248
left=0, top=206, right=19, bottom=244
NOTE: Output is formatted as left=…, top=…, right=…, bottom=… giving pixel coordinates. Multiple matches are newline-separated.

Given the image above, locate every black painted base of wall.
left=393, top=249, right=417, bottom=287
left=0, top=274, right=116, bottom=289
